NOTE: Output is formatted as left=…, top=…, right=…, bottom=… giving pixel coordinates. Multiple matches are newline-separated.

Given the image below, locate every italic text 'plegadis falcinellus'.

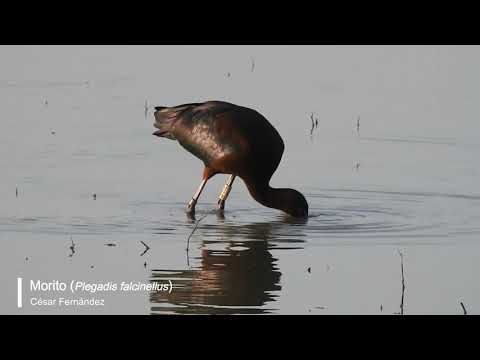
left=152, top=101, right=308, bottom=218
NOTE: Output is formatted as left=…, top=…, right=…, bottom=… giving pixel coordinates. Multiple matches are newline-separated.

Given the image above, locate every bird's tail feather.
left=153, top=103, right=201, bottom=139
left=153, top=107, right=179, bottom=140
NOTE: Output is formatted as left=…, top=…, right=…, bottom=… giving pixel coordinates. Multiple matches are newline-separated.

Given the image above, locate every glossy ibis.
left=153, top=101, right=308, bottom=218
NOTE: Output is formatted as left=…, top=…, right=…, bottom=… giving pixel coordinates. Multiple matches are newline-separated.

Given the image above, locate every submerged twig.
left=69, top=236, right=75, bottom=258
left=186, top=214, right=209, bottom=267
left=460, top=301, right=468, bottom=315
left=398, top=250, right=406, bottom=315
left=310, top=113, right=315, bottom=136
left=140, top=241, right=150, bottom=256
left=309, top=113, right=319, bottom=140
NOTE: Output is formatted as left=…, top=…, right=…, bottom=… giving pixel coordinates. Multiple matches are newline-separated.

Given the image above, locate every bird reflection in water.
left=150, top=214, right=307, bottom=314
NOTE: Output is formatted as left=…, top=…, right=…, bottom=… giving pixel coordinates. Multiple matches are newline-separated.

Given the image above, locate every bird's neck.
left=245, top=181, right=292, bottom=214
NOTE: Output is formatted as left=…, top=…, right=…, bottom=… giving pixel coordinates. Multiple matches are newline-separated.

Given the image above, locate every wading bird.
left=152, top=101, right=308, bottom=218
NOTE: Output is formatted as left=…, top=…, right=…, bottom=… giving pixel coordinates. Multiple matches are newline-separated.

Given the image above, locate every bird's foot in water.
left=216, top=209, right=225, bottom=220
left=186, top=198, right=197, bottom=216
left=217, top=198, right=226, bottom=211
left=216, top=199, right=226, bottom=219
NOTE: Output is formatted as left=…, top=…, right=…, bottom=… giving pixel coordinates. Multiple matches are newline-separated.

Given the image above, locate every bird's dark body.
left=154, top=101, right=284, bottom=185
left=153, top=100, right=308, bottom=217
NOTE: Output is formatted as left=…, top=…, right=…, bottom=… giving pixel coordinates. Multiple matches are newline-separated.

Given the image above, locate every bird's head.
left=281, top=188, right=309, bottom=218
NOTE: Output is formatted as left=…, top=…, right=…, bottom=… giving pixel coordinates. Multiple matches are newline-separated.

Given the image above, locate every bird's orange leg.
left=186, top=167, right=217, bottom=215
left=186, top=179, right=207, bottom=215
left=217, top=175, right=236, bottom=210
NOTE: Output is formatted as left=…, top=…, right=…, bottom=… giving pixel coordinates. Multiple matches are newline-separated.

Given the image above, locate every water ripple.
left=1, top=188, right=479, bottom=242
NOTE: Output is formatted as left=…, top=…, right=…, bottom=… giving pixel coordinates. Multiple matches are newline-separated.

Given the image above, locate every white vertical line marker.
left=17, top=277, right=22, bottom=308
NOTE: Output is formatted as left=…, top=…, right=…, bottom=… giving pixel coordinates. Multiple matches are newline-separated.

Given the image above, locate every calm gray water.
left=1, top=45, right=479, bottom=314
